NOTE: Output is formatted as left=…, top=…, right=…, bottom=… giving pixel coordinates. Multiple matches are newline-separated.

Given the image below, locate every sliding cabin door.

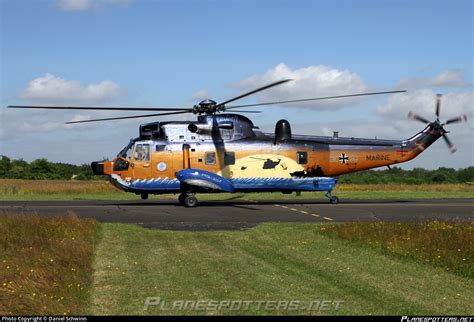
left=131, top=143, right=152, bottom=179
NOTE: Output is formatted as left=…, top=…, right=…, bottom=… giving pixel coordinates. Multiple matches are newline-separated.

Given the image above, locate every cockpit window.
left=134, top=143, right=150, bottom=161
left=123, top=146, right=133, bottom=159
left=118, top=139, right=136, bottom=160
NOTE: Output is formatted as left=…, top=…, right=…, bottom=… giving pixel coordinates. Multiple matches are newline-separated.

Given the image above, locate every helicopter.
left=8, top=79, right=468, bottom=207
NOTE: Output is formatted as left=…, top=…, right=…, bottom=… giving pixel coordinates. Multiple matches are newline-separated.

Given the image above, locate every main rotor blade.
left=8, top=105, right=189, bottom=112
left=444, top=115, right=467, bottom=125
left=435, top=94, right=442, bottom=120
left=408, top=111, right=431, bottom=124
left=65, top=110, right=191, bottom=124
left=217, top=79, right=292, bottom=107
left=442, top=134, right=457, bottom=153
left=226, top=90, right=407, bottom=109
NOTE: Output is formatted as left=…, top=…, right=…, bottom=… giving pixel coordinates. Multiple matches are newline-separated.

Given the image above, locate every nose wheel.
left=179, top=193, right=198, bottom=207
left=325, top=191, right=339, bottom=204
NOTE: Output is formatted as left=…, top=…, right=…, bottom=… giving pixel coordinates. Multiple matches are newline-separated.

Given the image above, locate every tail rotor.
left=407, top=94, right=467, bottom=154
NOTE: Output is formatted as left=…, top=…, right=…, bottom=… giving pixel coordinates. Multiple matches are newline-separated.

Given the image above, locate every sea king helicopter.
left=8, top=79, right=468, bottom=207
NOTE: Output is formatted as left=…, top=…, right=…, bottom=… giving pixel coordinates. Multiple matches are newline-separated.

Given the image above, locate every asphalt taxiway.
left=0, top=198, right=472, bottom=230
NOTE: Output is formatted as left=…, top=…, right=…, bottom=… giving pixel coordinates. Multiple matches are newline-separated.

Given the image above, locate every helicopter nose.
left=91, top=161, right=104, bottom=175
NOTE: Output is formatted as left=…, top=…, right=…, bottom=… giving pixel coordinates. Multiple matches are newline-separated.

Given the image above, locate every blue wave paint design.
left=110, top=174, right=337, bottom=192
left=177, top=169, right=235, bottom=192
left=231, top=177, right=337, bottom=191
left=110, top=174, right=180, bottom=192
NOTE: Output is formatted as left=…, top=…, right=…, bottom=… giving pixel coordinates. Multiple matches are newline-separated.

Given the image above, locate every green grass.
left=1, top=190, right=473, bottom=201
left=89, top=223, right=473, bottom=315
left=2, top=215, right=472, bottom=315
left=0, top=214, right=100, bottom=315
left=1, top=179, right=472, bottom=201
left=319, top=221, right=473, bottom=278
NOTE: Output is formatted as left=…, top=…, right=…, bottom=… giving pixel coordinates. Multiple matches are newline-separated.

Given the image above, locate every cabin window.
left=224, top=152, right=235, bottom=165
left=134, top=144, right=150, bottom=161
left=155, top=145, right=166, bottom=152
left=297, top=151, right=308, bottom=164
left=219, top=129, right=233, bottom=140
left=205, top=152, right=216, bottom=165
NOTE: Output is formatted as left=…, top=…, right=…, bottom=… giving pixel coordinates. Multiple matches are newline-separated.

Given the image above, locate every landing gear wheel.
left=325, top=191, right=339, bottom=204
left=140, top=192, right=149, bottom=200
left=183, top=195, right=198, bottom=208
left=329, top=196, right=339, bottom=204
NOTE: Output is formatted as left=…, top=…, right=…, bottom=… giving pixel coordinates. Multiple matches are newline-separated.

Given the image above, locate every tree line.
left=0, top=156, right=98, bottom=180
left=338, top=166, right=474, bottom=184
left=0, top=155, right=473, bottom=183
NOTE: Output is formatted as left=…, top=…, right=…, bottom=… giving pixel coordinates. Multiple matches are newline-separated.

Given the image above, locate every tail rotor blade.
left=443, top=115, right=467, bottom=125
left=435, top=94, right=442, bottom=121
left=408, top=112, right=430, bottom=124
left=442, top=134, right=457, bottom=153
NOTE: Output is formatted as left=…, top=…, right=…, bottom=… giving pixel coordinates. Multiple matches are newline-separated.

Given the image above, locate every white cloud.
left=377, top=89, right=474, bottom=121
left=396, top=69, right=469, bottom=90
left=19, top=73, right=124, bottom=104
left=373, top=82, right=474, bottom=169
left=1, top=74, right=128, bottom=136
left=260, top=118, right=406, bottom=141
left=235, top=63, right=372, bottom=109
left=55, top=0, right=129, bottom=12
left=56, top=0, right=92, bottom=11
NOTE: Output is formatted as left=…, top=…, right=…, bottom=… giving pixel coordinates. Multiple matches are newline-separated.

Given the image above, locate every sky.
left=1, top=0, right=473, bottom=169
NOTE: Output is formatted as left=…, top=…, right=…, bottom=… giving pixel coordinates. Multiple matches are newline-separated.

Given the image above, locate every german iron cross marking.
left=339, top=153, right=349, bottom=164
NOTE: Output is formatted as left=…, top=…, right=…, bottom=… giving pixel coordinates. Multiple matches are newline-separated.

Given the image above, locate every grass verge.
left=0, top=179, right=473, bottom=201
left=319, top=221, right=473, bottom=278
left=0, top=213, right=100, bottom=315
left=90, top=223, right=473, bottom=315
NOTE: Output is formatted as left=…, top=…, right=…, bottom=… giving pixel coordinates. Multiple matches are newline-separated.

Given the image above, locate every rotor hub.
left=193, top=99, right=225, bottom=115
left=197, top=99, right=216, bottom=114
left=429, top=121, right=446, bottom=135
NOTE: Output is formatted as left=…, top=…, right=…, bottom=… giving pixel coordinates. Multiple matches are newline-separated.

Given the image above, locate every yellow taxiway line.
left=273, top=204, right=334, bottom=221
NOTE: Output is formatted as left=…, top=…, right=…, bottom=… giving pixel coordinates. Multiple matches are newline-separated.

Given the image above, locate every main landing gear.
left=325, top=191, right=339, bottom=204
left=178, top=192, right=198, bottom=208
